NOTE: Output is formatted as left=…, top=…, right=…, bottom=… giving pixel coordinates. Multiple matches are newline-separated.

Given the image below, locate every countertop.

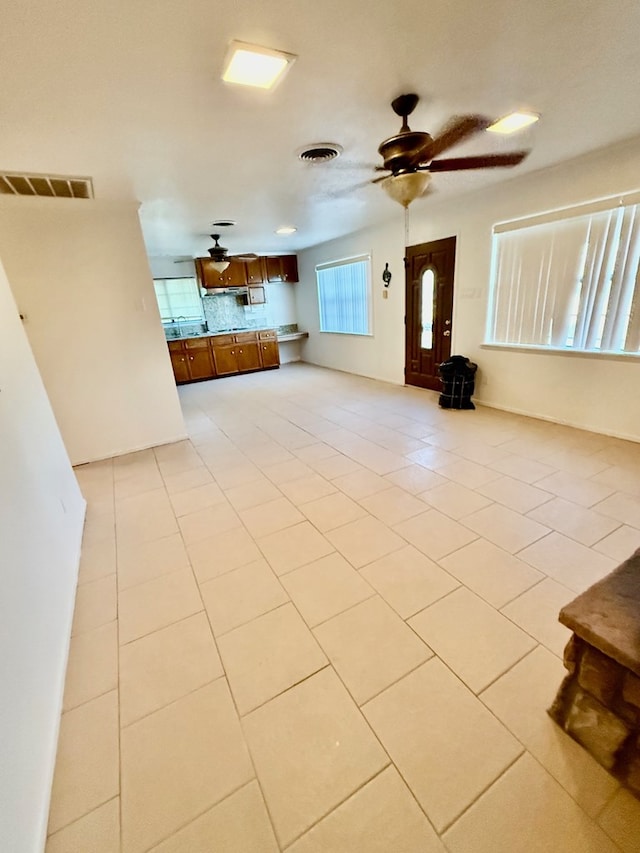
left=165, top=329, right=308, bottom=343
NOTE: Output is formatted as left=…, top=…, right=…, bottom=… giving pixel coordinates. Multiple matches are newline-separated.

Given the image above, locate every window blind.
left=488, top=202, right=640, bottom=353
left=153, top=278, right=204, bottom=323
left=316, top=256, right=371, bottom=335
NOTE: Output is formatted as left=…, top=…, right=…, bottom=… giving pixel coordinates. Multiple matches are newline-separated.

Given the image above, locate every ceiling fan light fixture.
left=222, top=41, right=297, bottom=90
left=208, top=259, right=230, bottom=273
left=487, top=111, right=539, bottom=134
left=381, top=171, right=431, bottom=208
left=275, top=226, right=297, bottom=235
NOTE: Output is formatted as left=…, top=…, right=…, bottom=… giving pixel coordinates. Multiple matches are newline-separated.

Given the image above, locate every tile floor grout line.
left=118, top=604, right=207, bottom=649
left=137, top=777, right=264, bottom=853
left=278, top=762, right=393, bottom=851
left=438, top=749, right=526, bottom=837
left=305, top=589, right=378, bottom=631
left=474, top=643, right=542, bottom=697
left=237, top=663, right=333, bottom=719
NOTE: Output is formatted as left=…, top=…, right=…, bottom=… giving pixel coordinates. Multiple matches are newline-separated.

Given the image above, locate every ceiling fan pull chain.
left=404, top=206, right=410, bottom=247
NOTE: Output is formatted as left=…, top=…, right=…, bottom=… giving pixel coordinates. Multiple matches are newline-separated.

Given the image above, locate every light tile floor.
left=47, top=363, right=640, bottom=852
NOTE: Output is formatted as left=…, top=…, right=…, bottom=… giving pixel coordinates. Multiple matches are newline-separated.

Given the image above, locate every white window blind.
left=488, top=201, right=640, bottom=353
left=153, top=278, right=204, bottom=323
left=316, top=256, right=372, bottom=335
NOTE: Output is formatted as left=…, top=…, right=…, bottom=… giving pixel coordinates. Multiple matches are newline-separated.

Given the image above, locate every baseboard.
left=72, top=432, right=189, bottom=467
left=476, top=398, right=640, bottom=444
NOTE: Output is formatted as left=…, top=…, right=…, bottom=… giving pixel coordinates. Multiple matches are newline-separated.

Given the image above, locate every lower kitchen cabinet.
left=184, top=338, right=215, bottom=380
left=258, top=330, right=280, bottom=368
left=168, top=330, right=280, bottom=384
left=169, top=349, right=191, bottom=383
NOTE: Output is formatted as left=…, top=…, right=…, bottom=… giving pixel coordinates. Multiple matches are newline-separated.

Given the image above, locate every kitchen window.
left=316, top=255, right=372, bottom=335
left=153, top=277, right=205, bottom=323
left=486, top=195, right=640, bottom=355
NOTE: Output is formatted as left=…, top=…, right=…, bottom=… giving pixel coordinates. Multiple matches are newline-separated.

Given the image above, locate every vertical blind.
left=316, top=256, right=371, bottom=335
left=153, top=278, right=204, bottom=322
left=488, top=201, right=640, bottom=353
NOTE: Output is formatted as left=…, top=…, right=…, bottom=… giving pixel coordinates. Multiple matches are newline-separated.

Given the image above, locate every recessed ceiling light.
left=222, top=41, right=297, bottom=90
left=487, top=111, right=540, bottom=134
left=275, top=226, right=297, bottom=235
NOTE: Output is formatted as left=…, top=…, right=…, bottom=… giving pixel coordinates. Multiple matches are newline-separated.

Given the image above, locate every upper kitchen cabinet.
left=245, top=258, right=264, bottom=284
left=195, top=258, right=248, bottom=289
left=264, top=255, right=299, bottom=283
left=195, top=254, right=299, bottom=288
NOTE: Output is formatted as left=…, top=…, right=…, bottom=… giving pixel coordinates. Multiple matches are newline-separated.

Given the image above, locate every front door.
left=405, top=236, right=456, bottom=390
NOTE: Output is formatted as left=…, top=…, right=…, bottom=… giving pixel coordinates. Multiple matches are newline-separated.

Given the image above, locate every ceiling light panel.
left=487, top=111, right=540, bottom=134
left=222, top=41, right=297, bottom=90
left=275, top=226, right=297, bottom=235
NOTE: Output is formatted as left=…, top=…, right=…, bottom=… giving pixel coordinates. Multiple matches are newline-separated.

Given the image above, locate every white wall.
left=297, top=136, right=640, bottom=441
left=0, top=198, right=186, bottom=464
left=297, top=220, right=406, bottom=385
left=0, top=258, right=86, bottom=852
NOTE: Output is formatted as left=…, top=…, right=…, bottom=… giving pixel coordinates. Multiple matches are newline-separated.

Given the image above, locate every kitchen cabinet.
left=168, top=329, right=280, bottom=384
left=195, top=258, right=248, bottom=289
left=264, top=255, right=299, bottom=283
left=169, top=349, right=191, bottom=383
left=196, top=254, right=299, bottom=288
left=184, top=338, right=215, bottom=379
left=258, top=330, right=280, bottom=368
left=168, top=338, right=216, bottom=383
left=213, top=333, right=262, bottom=375
left=245, top=258, right=264, bottom=284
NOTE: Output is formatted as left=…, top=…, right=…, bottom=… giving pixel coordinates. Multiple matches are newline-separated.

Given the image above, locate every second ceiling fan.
left=366, top=94, right=530, bottom=207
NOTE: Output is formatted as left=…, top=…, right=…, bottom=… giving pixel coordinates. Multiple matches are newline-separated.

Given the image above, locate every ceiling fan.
left=174, top=232, right=258, bottom=271
left=363, top=94, right=530, bottom=207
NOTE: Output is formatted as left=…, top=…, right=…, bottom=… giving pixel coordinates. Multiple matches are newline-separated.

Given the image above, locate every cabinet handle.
left=239, top=349, right=243, bottom=353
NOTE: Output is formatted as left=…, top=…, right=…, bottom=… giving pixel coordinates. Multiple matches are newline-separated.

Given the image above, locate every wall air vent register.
left=0, top=172, right=94, bottom=199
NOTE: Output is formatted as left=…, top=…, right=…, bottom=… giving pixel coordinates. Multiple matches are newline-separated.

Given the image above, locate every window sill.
left=480, top=343, right=640, bottom=362
left=319, top=330, right=373, bottom=338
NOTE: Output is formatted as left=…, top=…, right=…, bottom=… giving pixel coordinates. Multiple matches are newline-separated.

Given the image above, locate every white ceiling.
left=1, top=0, right=640, bottom=259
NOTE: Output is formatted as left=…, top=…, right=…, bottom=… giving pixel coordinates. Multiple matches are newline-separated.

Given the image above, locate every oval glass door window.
left=420, top=268, right=435, bottom=349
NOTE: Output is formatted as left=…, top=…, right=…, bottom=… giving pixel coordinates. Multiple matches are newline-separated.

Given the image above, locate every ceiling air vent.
left=0, top=172, right=94, bottom=199
left=297, top=143, right=343, bottom=164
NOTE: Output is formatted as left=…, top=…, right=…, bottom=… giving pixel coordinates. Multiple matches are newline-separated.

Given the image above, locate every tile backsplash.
left=203, top=293, right=255, bottom=331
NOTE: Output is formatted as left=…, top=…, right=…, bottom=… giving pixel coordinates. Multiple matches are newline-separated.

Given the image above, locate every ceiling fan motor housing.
left=378, top=131, right=433, bottom=174
left=207, top=234, right=228, bottom=261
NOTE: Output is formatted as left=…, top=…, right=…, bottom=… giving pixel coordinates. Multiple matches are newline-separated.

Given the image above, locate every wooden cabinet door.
left=186, top=347, right=215, bottom=380
left=264, top=256, right=284, bottom=282
left=236, top=341, right=261, bottom=372
left=260, top=340, right=280, bottom=368
left=170, top=350, right=190, bottom=383
left=280, top=255, right=299, bottom=282
left=223, top=260, right=247, bottom=286
left=196, top=258, right=226, bottom=288
left=245, top=258, right=264, bottom=284
left=212, top=344, right=239, bottom=376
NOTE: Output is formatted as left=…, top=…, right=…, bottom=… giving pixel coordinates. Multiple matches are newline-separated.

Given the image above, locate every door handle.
left=443, top=330, right=451, bottom=337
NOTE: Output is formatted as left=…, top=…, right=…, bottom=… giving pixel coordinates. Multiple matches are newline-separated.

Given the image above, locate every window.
left=487, top=197, right=640, bottom=354
left=316, top=255, right=372, bottom=335
left=420, top=268, right=435, bottom=349
left=153, top=277, right=204, bottom=323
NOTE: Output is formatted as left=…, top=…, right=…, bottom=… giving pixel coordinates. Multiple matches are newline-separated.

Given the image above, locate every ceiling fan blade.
left=424, top=115, right=492, bottom=160
left=312, top=160, right=381, bottom=170
left=324, top=177, right=383, bottom=198
left=426, top=151, right=529, bottom=172
left=230, top=253, right=259, bottom=261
